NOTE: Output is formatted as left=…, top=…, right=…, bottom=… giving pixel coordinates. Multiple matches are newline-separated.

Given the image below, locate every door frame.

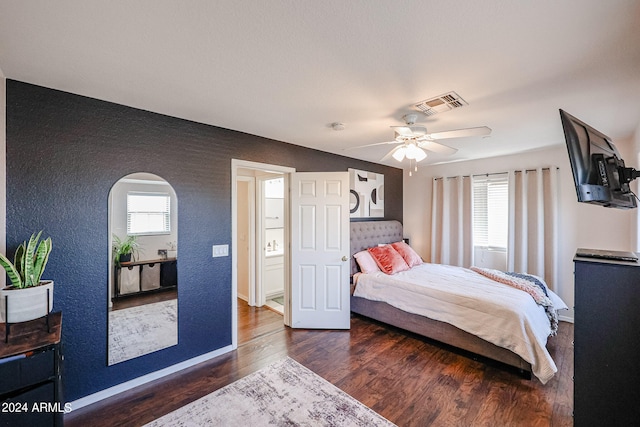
left=231, top=159, right=295, bottom=349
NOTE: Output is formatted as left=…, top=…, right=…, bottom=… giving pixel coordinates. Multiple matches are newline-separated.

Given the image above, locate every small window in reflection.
left=127, top=192, right=171, bottom=235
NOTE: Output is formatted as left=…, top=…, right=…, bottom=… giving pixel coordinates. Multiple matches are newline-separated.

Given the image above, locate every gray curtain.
left=430, top=175, right=473, bottom=267
left=507, top=167, right=559, bottom=290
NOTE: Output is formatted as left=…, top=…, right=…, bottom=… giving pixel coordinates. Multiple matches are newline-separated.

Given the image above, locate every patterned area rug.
left=108, top=299, right=177, bottom=365
left=145, top=357, right=396, bottom=426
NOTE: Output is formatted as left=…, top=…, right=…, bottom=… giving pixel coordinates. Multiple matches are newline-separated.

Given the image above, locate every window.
left=472, top=174, right=508, bottom=250
left=127, top=192, right=171, bottom=235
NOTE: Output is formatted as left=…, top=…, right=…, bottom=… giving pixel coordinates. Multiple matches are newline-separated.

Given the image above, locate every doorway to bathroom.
left=261, top=175, right=285, bottom=314
left=232, top=160, right=294, bottom=346
left=232, top=160, right=351, bottom=346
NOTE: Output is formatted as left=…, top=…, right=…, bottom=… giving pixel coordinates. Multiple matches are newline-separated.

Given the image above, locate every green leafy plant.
left=0, top=231, right=53, bottom=289
left=113, top=234, right=140, bottom=264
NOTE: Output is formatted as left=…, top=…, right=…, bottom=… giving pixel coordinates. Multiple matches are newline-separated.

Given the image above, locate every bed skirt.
left=350, top=295, right=532, bottom=377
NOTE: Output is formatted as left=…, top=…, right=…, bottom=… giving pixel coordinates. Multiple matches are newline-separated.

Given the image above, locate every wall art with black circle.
left=349, top=168, right=384, bottom=218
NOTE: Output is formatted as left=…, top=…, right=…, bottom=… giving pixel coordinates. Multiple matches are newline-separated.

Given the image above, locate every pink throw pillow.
left=367, top=245, right=410, bottom=274
left=353, top=250, right=381, bottom=274
left=391, top=241, right=423, bottom=268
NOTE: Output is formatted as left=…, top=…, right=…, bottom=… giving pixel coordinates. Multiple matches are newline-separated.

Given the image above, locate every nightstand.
left=0, top=312, right=63, bottom=427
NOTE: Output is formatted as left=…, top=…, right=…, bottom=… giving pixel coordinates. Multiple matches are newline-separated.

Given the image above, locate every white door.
left=290, top=172, right=350, bottom=329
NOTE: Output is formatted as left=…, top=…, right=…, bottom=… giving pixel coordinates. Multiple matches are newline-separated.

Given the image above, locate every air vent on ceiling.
left=414, top=91, right=468, bottom=116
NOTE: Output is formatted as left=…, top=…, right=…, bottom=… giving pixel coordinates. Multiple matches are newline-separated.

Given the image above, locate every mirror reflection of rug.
left=108, top=299, right=177, bottom=365
left=145, top=357, right=396, bottom=426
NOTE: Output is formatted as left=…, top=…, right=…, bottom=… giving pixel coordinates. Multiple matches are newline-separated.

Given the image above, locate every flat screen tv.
left=560, top=109, right=639, bottom=209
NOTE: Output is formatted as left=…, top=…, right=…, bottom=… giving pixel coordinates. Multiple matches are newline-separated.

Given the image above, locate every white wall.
left=403, top=143, right=637, bottom=322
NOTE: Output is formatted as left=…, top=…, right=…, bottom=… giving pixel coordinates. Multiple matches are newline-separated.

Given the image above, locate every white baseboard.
left=559, top=314, right=574, bottom=323
left=266, top=291, right=284, bottom=300
left=68, top=344, right=234, bottom=412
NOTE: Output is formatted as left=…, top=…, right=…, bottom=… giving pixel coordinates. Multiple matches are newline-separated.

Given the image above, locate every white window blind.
left=472, top=174, right=508, bottom=250
left=127, top=192, right=171, bottom=235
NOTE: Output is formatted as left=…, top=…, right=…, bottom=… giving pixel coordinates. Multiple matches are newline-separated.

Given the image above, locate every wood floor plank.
left=66, top=304, right=574, bottom=427
left=237, top=299, right=284, bottom=344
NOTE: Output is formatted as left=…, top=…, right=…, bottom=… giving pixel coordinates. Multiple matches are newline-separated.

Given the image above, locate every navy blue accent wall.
left=5, top=80, right=403, bottom=401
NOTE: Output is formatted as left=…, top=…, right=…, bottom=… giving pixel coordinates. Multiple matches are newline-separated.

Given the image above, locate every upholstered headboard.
left=350, top=220, right=403, bottom=275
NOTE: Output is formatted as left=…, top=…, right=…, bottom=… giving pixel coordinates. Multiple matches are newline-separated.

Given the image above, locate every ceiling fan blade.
left=390, top=126, right=414, bottom=137
left=343, top=140, right=398, bottom=151
left=427, top=126, right=491, bottom=140
left=418, top=140, right=458, bottom=156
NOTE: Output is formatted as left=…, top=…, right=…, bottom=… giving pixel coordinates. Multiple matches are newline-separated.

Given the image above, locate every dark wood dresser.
left=0, top=312, right=63, bottom=427
left=574, top=255, right=640, bottom=426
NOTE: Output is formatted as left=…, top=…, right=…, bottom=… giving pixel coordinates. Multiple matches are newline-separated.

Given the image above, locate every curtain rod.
left=433, top=166, right=559, bottom=181
left=518, top=167, right=560, bottom=173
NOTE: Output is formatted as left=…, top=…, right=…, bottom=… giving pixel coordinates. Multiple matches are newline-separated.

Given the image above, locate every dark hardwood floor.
left=237, top=298, right=284, bottom=344
left=66, top=302, right=573, bottom=426
left=111, top=289, right=178, bottom=311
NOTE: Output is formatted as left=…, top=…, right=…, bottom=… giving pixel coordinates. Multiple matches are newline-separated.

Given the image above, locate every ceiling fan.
left=348, top=114, right=491, bottom=174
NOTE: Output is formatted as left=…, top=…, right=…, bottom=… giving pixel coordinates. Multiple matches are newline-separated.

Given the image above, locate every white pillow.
left=548, top=289, right=569, bottom=311
left=353, top=250, right=381, bottom=274
left=532, top=274, right=569, bottom=310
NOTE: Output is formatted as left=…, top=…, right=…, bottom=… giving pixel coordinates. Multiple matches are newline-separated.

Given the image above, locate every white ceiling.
left=1, top=0, right=639, bottom=167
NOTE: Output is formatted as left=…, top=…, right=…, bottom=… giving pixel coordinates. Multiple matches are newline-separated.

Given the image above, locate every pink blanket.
left=470, top=267, right=558, bottom=335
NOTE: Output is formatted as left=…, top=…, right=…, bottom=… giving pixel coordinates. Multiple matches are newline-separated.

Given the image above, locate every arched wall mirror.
left=107, top=172, right=178, bottom=365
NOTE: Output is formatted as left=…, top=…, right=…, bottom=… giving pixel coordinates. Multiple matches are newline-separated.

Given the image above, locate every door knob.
left=341, top=256, right=349, bottom=262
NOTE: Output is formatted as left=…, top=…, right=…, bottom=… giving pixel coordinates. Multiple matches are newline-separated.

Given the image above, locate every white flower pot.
left=0, top=280, right=54, bottom=323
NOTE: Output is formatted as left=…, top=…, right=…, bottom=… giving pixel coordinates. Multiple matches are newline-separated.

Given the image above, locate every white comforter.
left=353, top=263, right=566, bottom=384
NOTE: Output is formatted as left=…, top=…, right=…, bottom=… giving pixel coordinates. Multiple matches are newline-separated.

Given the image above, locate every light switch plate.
left=212, top=244, right=229, bottom=257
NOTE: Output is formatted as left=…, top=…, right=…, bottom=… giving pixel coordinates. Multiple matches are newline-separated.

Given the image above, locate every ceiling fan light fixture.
left=405, top=143, right=427, bottom=161
left=367, top=114, right=484, bottom=165
left=392, top=146, right=406, bottom=161
left=414, top=147, right=427, bottom=162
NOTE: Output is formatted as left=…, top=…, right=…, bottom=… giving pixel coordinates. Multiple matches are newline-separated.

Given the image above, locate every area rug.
left=108, top=299, right=177, bottom=365
left=144, top=357, right=396, bottom=426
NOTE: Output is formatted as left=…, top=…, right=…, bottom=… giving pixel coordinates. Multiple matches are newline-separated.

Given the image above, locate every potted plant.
left=112, top=234, right=140, bottom=265
left=0, top=231, right=53, bottom=323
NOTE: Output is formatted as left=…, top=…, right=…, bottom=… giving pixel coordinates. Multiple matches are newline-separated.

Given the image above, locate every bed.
left=350, top=220, right=566, bottom=383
